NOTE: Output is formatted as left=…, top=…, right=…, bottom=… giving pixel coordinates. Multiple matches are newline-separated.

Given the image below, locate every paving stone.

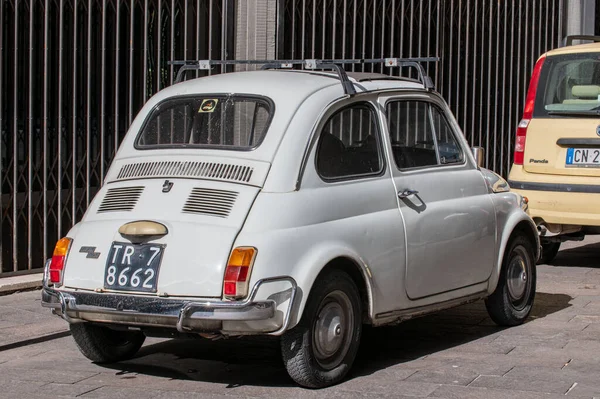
left=469, top=375, right=573, bottom=395
left=0, top=378, right=48, bottom=398
left=562, top=358, right=600, bottom=373
left=0, top=366, right=98, bottom=384
left=34, top=382, right=104, bottom=397
left=152, top=391, right=246, bottom=399
left=79, top=386, right=164, bottom=398
left=566, top=382, right=600, bottom=397
left=491, top=334, right=569, bottom=349
left=430, top=384, right=576, bottom=399
left=429, top=349, right=569, bottom=369
left=404, top=367, right=479, bottom=386
left=504, top=366, right=600, bottom=387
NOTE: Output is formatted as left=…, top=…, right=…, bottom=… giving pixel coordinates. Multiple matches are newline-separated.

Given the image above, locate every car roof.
left=545, top=42, right=600, bottom=57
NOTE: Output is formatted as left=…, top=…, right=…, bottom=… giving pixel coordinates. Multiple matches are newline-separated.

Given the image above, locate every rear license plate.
left=104, top=242, right=165, bottom=293
left=566, top=148, right=600, bottom=167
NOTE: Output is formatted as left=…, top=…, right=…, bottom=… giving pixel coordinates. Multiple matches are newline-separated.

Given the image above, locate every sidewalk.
left=0, top=272, right=43, bottom=296
left=0, top=273, right=68, bottom=350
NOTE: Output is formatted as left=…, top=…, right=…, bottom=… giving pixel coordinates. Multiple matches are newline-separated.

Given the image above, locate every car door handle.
left=398, top=189, right=419, bottom=199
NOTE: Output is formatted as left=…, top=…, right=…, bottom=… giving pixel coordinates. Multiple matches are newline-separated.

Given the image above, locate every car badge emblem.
left=79, top=246, right=100, bottom=259
left=162, top=180, right=173, bottom=193
left=597, top=125, right=600, bottom=137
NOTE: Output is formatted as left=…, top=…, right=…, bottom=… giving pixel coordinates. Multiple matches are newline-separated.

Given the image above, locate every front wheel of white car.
left=485, top=234, right=536, bottom=326
left=281, top=270, right=362, bottom=388
left=70, top=323, right=145, bottom=363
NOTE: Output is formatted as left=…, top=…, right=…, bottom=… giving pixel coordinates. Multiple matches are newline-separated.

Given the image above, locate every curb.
left=0, top=273, right=43, bottom=296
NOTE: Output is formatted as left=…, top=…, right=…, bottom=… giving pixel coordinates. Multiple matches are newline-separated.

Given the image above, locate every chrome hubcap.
left=313, top=290, right=354, bottom=370
left=506, top=245, right=531, bottom=309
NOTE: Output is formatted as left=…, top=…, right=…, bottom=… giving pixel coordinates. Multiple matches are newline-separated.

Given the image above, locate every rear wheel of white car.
left=485, top=234, right=536, bottom=326
left=281, top=270, right=362, bottom=388
left=70, top=323, right=145, bottom=363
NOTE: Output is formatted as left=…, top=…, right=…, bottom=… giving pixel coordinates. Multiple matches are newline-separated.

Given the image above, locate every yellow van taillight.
left=514, top=55, right=546, bottom=165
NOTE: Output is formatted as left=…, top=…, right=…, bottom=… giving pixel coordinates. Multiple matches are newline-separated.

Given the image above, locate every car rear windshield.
left=135, top=95, right=273, bottom=150
left=534, top=52, right=600, bottom=117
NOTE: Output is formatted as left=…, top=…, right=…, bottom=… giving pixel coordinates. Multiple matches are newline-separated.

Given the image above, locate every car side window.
left=387, top=101, right=438, bottom=169
left=386, top=100, right=463, bottom=169
left=316, top=103, right=383, bottom=180
left=430, top=105, right=464, bottom=165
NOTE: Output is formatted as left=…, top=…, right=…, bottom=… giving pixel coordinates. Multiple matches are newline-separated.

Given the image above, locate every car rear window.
left=136, top=95, right=273, bottom=150
left=534, top=52, right=600, bottom=117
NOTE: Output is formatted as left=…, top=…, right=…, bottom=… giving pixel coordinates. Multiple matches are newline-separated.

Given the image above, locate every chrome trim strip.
left=508, top=180, right=600, bottom=194
left=177, top=276, right=297, bottom=335
left=556, top=138, right=600, bottom=147
left=41, top=276, right=297, bottom=336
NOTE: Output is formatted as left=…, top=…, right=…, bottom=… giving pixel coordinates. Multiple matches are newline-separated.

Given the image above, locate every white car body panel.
left=64, top=178, right=260, bottom=297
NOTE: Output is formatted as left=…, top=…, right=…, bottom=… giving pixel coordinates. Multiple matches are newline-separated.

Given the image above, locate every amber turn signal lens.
left=53, top=237, right=72, bottom=256
left=49, top=237, right=72, bottom=284
left=228, top=247, right=256, bottom=267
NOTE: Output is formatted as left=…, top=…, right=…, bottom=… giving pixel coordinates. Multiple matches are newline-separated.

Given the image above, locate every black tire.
left=537, top=241, right=560, bottom=265
left=70, top=323, right=145, bottom=363
left=485, top=234, right=536, bottom=326
left=281, top=271, right=362, bottom=388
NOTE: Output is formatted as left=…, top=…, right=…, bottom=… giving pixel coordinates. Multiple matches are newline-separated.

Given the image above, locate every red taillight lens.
left=514, top=55, right=546, bottom=165
left=514, top=119, right=529, bottom=165
left=223, top=247, right=256, bottom=299
left=49, top=237, right=72, bottom=284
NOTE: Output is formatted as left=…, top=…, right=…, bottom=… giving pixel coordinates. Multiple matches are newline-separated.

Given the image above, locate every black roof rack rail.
left=167, top=58, right=439, bottom=95
left=563, top=35, right=600, bottom=47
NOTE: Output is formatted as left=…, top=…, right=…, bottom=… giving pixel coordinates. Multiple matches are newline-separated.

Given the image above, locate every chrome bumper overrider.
left=41, top=276, right=297, bottom=336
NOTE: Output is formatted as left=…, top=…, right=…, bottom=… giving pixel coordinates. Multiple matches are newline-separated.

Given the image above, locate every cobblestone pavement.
left=0, top=238, right=599, bottom=398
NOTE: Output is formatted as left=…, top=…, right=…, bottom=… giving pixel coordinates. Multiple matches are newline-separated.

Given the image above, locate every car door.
left=379, top=93, right=497, bottom=300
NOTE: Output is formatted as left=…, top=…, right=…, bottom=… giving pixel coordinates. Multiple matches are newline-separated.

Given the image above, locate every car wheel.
left=537, top=241, right=560, bottom=264
left=485, top=234, right=536, bottom=326
left=281, top=270, right=362, bottom=388
left=70, top=323, right=145, bottom=363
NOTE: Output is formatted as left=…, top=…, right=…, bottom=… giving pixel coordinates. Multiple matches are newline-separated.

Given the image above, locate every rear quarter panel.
left=237, top=178, right=406, bottom=328
left=486, top=191, right=539, bottom=294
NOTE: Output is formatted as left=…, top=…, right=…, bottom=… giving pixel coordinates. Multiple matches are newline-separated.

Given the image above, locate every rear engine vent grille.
left=182, top=188, right=238, bottom=218
left=117, top=161, right=254, bottom=184
left=98, top=186, right=144, bottom=213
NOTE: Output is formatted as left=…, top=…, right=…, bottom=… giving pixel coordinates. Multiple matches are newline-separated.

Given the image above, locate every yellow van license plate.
left=566, top=148, right=600, bottom=166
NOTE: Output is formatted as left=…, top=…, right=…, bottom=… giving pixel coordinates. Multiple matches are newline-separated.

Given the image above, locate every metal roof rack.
left=168, top=57, right=439, bottom=95
left=563, top=35, right=600, bottom=46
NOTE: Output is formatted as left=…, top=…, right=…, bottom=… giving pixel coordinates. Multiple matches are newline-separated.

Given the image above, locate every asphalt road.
left=0, top=237, right=599, bottom=398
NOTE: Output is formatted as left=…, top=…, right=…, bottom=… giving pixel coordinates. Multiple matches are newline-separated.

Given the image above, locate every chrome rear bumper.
left=42, top=276, right=297, bottom=336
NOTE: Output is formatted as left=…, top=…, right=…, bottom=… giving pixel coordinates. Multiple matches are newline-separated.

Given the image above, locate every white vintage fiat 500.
left=42, top=59, right=539, bottom=388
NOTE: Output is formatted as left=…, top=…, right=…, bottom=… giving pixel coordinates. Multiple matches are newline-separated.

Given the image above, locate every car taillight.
left=49, top=237, right=72, bottom=285
left=514, top=55, right=546, bottom=165
left=223, top=247, right=257, bottom=299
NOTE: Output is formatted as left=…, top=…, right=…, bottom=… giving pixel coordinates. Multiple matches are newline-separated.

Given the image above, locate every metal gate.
left=0, top=0, right=567, bottom=274
left=0, top=0, right=234, bottom=274
left=278, top=0, right=565, bottom=175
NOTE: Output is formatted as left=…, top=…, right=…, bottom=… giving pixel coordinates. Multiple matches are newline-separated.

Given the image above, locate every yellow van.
left=508, top=35, right=600, bottom=263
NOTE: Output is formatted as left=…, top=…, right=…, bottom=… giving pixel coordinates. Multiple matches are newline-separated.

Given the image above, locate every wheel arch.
left=289, top=251, right=375, bottom=329
left=314, top=257, right=372, bottom=324
left=488, top=215, right=540, bottom=295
